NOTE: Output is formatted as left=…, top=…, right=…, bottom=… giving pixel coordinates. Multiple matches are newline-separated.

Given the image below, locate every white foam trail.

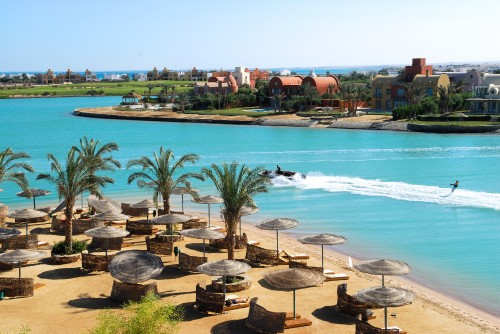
left=272, top=173, right=500, bottom=210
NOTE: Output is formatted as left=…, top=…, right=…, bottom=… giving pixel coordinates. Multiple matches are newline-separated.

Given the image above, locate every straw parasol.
left=85, top=226, right=130, bottom=256
left=354, top=259, right=411, bottom=286
left=192, top=195, right=223, bottom=227
left=355, top=286, right=414, bottom=333
left=264, top=268, right=325, bottom=319
left=16, top=188, right=51, bottom=210
left=172, top=187, right=198, bottom=213
left=0, top=227, right=21, bottom=240
left=130, top=199, right=156, bottom=222
left=197, top=259, right=251, bottom=301
left=256, top=218, right=299, bottom=256
left=239, top=206, right=258, bottom=237
left=298, top=233, right=347, bottom=271
left=180, top=228, right=224, bottom=257
left=8, top=208, right=48, bottom=235
left=92, top=211, right=130, bottom=223
left=109, top=250, right=164, bottom=284
left=151, top=213, right=192, bottom=241
left=87, top=195, right=122, bottom=214
left=0, top=249, right=45, bottom=278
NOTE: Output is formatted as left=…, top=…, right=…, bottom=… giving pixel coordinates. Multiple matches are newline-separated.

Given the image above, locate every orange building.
left=302, top=75, right=340, bottom=96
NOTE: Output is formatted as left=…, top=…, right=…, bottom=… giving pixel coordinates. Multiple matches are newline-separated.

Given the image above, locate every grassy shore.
left=0, top=80, right=194, bottom=98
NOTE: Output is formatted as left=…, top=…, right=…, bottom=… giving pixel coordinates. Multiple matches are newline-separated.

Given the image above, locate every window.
left=393, top=100, right=408, bottom=108
left=426, top=88, right=433, bottom=96
left=386, top=100, right=392, bottom=109
left=375, top=88, right=382, bottom=98
left=386, top=88, right=391, bottom=95
left=396, top=88, right=405, bottom=97
left=375, top=100, right=381, bottom=109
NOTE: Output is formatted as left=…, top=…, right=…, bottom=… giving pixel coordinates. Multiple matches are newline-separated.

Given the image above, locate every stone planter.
left=110, top=280, right=158, bottom=303
left=212, top=274, right=251, bottom=293
left=155, top=232, right=184, bottom=242
left=51, top=253, right=81, bottom=265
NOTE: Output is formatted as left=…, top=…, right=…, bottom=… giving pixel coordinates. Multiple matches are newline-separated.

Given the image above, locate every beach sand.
left=1, top=210, right=498, bottom=334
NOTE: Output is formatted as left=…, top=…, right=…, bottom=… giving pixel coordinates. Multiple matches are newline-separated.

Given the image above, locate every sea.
left=0, top=96, right=499, bottom=317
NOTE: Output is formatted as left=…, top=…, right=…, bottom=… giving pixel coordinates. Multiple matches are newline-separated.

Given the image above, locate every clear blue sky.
left=2, top=0, right=499, bottom=72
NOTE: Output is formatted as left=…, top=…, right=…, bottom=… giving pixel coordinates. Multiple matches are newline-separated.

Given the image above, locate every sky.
left=2, top=0, right=500, bottom=72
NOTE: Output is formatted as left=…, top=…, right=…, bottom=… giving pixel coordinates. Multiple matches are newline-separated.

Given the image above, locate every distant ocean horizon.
left=1, top=65, right=389, bottom=79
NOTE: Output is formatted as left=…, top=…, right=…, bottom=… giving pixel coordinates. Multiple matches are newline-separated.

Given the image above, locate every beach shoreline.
left=1, top=199, right=498, bottom=333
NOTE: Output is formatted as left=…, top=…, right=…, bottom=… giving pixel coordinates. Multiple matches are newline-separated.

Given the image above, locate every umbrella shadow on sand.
left=38, top=267, right=87, bottom=280
left=30, top=227, right=52, bottom=235
left=176, top=302, right=206, bottom=322
left=311, top=305, right=356, bottom=325
left=156, top=264, right=190, bottom=280
left=183, top=242, right=221, bottom=254
left=67, top=293, right=121, bottom=310
left=210, top=319, right=255, bottom=334
left=157, top=289, right=194, bottom=299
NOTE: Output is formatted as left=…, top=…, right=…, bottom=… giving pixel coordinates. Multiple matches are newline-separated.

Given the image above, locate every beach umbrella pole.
left=276, top=230, right=279, bottom=257
left=239, top=218, right=242, bottom=237
left=18, top=261, right=21, bottom=279
left=384, top=306, right=388, bottom=333
left=208, top=204, right=211, bottom=227
left=223, top=275, right=226, bottom=302
left=181, top=194, right=184, bottom=213
left=25, top=221, right=28, bottom=236
left=106, top=239, right=109, bottom=257
left=382, top=274, right=385, bottom=287
left=322, top=245, right=325, bottom=272
left=293, top=289, right=296, bottom=319
left=33, top=197, right=36, bottom=210
left=203, top=239, right=206, bottom=257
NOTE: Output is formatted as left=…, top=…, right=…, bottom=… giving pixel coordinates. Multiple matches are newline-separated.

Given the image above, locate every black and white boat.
left=259, top=168, right=306, bottom=180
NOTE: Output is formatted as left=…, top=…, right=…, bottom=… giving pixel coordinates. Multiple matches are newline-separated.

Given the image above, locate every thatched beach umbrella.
left=172, top=187, right=198, bottom=213
left=298, top=233, right=347, bottom=271
left=0, top=249, right=45, bottom=278
left=92, top=211, right=130, bottom=224
left=239, top=206, right=258, bottom=237
left=256, top=218, right=299, bottom=256
left=84, top=226, right=130, bottom=256
left=16, top=188, right=51, bottom=210
left=355, top=286, right=414, bottom=333
left=130, top=199, right=156, bottom=222
left=151, top=213, right=192, bottom=241
left=0, top=227, right=21, bottom=240
left=87, top=195, right=122, bottom=214
left=197, top=259, right=251, bottom=301
left=192, top=195, right=223, bottom=227
left=180, top=228, right=224, bottom=257
left=109, top=250, right=164, bottom=284
left=8, top=208, right=47, bottom=235
left=264, top=268, right=325, bottom=319
left=354, top=259, right=411, bottom=286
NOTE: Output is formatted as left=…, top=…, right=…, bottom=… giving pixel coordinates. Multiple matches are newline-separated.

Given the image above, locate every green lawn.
left=0, top=80, right=195, bottom=98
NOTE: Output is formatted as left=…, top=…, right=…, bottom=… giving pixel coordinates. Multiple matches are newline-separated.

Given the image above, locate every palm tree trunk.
left=163, top=195, right=170, bottom=214
left=64, top=201, right=74, bottom=251
left=227, top=233, right=235, bottom=260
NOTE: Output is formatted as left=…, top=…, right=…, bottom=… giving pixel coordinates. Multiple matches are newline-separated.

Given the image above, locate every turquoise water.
left=1, top=97, right=499, bottom=316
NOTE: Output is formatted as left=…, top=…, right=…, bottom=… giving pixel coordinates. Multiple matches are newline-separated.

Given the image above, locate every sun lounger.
left=355, top=318, right=401, bottom=334
left=337, top=283, right=376, bottom=321
left=324, top=272, right=349, bottom=281
left=245, top=243, right=283, bottom=266
left=281, top=250, right=309, bottom=260
left=245, top=297, right=312, bottom=333
left=195, top=282, right=250, bottom=314
left=247, top=240, right=260, bottom=246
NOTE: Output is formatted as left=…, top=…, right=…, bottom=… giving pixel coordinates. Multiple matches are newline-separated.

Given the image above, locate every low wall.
left=408, top=123, right=500, bottom=133
left=51, top=215, right=104, bottom=234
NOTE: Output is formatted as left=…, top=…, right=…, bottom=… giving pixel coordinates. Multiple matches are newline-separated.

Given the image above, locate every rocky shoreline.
left=74, top=107, right=500, bottom=134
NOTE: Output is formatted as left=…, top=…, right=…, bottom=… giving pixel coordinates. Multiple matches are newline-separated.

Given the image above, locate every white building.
left=231, top=66, right=251, bottom=87
left=133, top=73, right=148, bottom=81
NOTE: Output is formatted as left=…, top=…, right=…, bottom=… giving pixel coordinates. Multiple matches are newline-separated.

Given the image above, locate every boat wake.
left=272, top=173, right=500, bottom=210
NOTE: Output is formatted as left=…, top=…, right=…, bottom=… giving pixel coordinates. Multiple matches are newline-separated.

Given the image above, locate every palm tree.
left=199, top=162, right=270, bottom=260
left=146, top=84, right=156, bottom=101
left=37, top=147, right=115, bottom=252
left=0, top=147, right=34, bottom=192
left=127, top=147, right=199, bottom=214
left=177, top=93, right=188, bottom=113
left=169, top=85, right=176, bottom=103
left=73, top=137, right=120, bottom=196
left=437, top=83, right=457, bottom=114
left=327, top=83, right=335, bottom=107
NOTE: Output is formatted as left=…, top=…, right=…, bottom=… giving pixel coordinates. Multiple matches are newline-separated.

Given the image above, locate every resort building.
left=434, top=69, right=481, bottom=92
left=184, top=67, right=210, bottom=81
left=147, top=67, right=161, bottom=81
left=84, top=69, right=98, bottom=82
left=133, top=73, right=148, bottom=81
left=55, top=69, right=84, bottom=84
left=268, top=76, right=303, bottom=96
left=468, top=73, right=500, bottom=114
left=302, top=74, right=340, bottom=96
left=37, top=69, right=56, bottom=85
left=372, top=58, right=450, bottom=110
left=194, top=74, right=238, bottom=95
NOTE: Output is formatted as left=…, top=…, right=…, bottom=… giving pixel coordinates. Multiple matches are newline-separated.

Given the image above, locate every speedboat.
left=259, top=169, right=306, bottom=180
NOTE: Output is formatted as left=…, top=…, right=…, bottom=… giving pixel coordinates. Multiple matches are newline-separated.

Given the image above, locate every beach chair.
left=355, top=318, right=402, bottom=334
left=245, top=297, right=312, bottom=333
left=245, top=243, right=283, bottom=266
left=195, top=281, right=249, bottom=314
left=337, top=283, right=376, bottom=321
left=280, top=250, right=309, bottom=263
left=178, top=252, right=207, bottom=272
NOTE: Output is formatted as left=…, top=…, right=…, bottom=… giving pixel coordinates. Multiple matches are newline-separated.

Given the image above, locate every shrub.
left=87, top=293, right=183, bottom=334
left=52, top=239, right=87, bottom=255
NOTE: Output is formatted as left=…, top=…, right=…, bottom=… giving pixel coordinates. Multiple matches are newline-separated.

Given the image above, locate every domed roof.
left=225, top=74, right=238, bottom=93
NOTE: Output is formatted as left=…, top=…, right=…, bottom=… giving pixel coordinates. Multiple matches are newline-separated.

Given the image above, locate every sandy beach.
left=1, top=209, right=498, bottom=334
